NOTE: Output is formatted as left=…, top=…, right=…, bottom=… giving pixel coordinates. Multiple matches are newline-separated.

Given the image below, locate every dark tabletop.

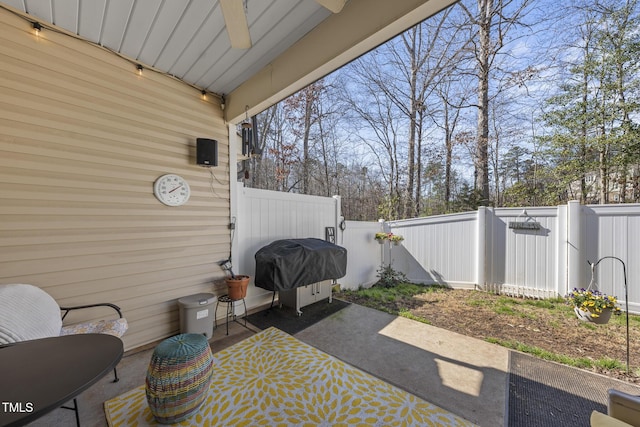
left=0, top=333, right=123, bottom=427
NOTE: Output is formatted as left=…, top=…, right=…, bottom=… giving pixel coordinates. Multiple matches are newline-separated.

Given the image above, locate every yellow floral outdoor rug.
left=104, top=327, right=475, bottom=426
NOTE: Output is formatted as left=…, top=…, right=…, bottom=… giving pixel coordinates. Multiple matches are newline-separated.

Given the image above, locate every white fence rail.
left=234, top=185, right=639, bottom=313
left=385, top=211, right=478, bottom=289
left=486, top=206, right=562, bottom=299
left=233, top=184, right=341, bottom=308
left=387, top=201, right=640, bottom=313
left=340, top=220, right=382, bottom=288
left=234, top=185, right=382, bottom=293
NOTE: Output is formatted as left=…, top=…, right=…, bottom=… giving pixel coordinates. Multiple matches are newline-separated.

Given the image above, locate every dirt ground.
left=336, top=287, right=640, bottom=384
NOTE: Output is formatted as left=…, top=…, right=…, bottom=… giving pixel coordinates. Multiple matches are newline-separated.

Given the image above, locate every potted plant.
left=389, top=234, right=404, bottom=245
left=218, top=259, right=250, bottom=300
left=374, top=232, right=404, bottom=245
left=225, top=275, right=250, bottom=300
left=374, top=232, right=390, bottom=244
left=566, top=288, right=621, bottom=324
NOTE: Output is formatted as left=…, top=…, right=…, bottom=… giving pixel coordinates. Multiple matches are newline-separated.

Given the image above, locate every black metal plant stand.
left=588, top=256, right=630, bottom=374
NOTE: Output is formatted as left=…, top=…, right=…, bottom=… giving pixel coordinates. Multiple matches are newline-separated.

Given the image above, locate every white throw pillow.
left=0, top=284, right=62, bottom=344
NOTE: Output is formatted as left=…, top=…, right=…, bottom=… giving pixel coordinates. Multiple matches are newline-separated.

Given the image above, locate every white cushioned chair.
left=608, top=389, right=640, bottom=427
left=0, top=283, right=128, bottom=381
left=591, top=389, right=640, bottom=427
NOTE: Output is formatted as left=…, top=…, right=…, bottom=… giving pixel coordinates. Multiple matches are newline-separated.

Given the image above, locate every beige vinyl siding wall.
left=0, top=9, right=230, bottom=351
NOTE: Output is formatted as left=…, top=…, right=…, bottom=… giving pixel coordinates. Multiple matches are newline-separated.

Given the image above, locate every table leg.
left=61, top=398, right=80, bottom=427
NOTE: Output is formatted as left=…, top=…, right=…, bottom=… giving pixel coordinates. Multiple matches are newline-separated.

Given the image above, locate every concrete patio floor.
left=25, top=302, right=639, bottom=426
left=296, top=303, right=509, bottom=425
left=26, top=320, right=257, bottom=427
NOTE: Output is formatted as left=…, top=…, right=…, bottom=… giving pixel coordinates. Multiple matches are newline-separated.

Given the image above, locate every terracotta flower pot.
left=574, top=306, right=612, bottom=324
left=225, top=275, right=250, bottom=300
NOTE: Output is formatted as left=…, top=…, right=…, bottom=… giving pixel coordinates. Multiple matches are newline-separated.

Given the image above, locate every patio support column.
left=228, top=122, right=246, bottom=316
left=229, top=122, right=239, bottom=267
left=567, top=200, right=583, bottom=293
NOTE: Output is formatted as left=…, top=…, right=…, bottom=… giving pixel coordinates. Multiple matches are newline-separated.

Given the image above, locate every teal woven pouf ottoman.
left=145, top=333, right=214, bottom=424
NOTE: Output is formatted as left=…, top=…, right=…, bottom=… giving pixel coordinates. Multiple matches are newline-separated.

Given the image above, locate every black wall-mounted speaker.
left=196, top=138, right=218, bottom=167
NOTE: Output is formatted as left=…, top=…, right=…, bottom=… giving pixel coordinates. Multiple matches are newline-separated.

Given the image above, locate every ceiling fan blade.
left=314, top=0, right=347, bottom=13
left=220, top=0, right=251, bottom=49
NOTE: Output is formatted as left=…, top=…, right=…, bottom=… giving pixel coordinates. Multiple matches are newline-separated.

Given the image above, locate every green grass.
left=487, top=338, right=628, bottom=372
left=340, top=283, right=445, bottom=316
left=463, top=293, right=569, bottom=319
left=548, top=320, right=561, bottom=329
left=344, top=282, right=444, bottom=301
left=466, top=298, right=490, bottom=307
left=338, top=284, right=639, bottom=378
left=609, top=311, right=640, bottom=326
left=399, top=308, right=431, bottom=324
left=522, top=297, right=566, bottom=309
left=494, top=305, right=517, bottom=315
left=343, top=284, right=576, bottom=320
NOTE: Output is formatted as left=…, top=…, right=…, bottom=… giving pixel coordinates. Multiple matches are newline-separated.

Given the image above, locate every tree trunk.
left=580, top=52, right=589, bottom=204
left=599, top=148, right=608, bottom=204
left=475, top=0, right=492, bottom=205
left=302, top=93, right=313, bottom=194
left=443, top=101, right=452, bottom=211
left=404, top=28, right=419, bottom=218
left=415, top=109, right=424, bottom=215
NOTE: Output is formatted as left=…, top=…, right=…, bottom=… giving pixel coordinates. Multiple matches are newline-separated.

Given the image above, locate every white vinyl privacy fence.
left=233, top=185, right=639, bottom=313
left=385, top=201, right=640, bottom=313
left=233, top=184, right=342, bottom=308
left=233, top=184, right=384, bottom=296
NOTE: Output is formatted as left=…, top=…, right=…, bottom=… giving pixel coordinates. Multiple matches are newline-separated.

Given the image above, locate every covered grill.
left=254, top=238, right=347, bottom=292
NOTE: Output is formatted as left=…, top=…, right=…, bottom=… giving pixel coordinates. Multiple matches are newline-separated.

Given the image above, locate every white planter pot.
left=574, top=306, right=612, bottom=324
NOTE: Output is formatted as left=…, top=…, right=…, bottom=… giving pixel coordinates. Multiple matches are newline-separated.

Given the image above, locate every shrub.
left=375, top=265, right=408, bottom=288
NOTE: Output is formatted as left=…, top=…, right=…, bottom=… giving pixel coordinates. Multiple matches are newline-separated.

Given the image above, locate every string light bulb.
left=33, top=22, right=42, bottom=36
left=201, top=89, right=207, bottom=100
left=136, top=64, right=143, bottom=75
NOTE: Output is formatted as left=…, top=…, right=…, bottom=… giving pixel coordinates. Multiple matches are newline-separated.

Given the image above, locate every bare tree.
left=433, top=77, right=471, bottom=211
left=256, top=103, right=300, bottom=192
left=283, top=83, right=323, bottom=194
left=344, top=9, right=466, bottom=218
left=344, top=70, right=403, bottom=219
left=457, top=0, right=534, bottom=205
left=249, top=105, right=277, bottom=189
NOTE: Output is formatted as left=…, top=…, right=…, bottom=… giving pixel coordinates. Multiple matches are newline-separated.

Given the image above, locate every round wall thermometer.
left=153, top=174, right=191, bottom=206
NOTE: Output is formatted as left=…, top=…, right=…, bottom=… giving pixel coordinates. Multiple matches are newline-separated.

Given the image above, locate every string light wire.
left=0, top=4, right=221, bottom=102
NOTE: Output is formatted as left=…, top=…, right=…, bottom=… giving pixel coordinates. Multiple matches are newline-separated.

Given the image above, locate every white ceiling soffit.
left=0, top=0, right=332, bottom=96
left=1, top=0, right=459, bottom=121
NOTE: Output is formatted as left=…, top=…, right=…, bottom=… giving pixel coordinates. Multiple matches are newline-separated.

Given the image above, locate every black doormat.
left=507, top=351, right=640, bottom=426
left=246, top=298, right=350, bottom=335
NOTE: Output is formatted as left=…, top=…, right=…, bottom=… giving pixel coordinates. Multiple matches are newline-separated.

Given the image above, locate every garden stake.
left=588, top=257, right=630, bottom=375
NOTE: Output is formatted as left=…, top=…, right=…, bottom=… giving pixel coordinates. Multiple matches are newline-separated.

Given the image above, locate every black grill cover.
left=254, top=238, right=347, bottom=291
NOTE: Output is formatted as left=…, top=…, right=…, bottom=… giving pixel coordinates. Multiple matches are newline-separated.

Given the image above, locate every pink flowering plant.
left=374, top=232, right=404, bottom=243
left=567, top=288, right=621, bottom=318
left=389, top=234, right=404, bottom=243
